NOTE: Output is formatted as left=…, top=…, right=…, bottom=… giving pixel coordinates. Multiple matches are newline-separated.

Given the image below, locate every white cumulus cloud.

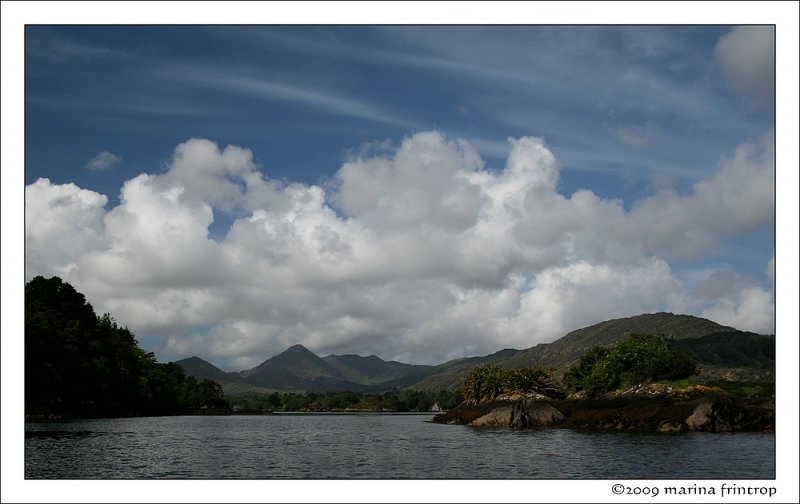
left=24, top=130, right=775, bottom=368
left=702, top=285, right=775, bottom=335
left=631, top=130, right=774, bottom=260
left=25, top=178, right=108, bottom=278
left=499, top=258, right=682, bottom=346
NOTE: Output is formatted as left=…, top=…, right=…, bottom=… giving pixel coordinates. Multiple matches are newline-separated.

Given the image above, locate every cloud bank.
left=25, top=131, right=775, bottom=369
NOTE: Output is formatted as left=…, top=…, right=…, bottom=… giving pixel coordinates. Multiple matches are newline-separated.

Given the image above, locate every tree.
left=195, top=379, right=229, bottom=409
left=267, top=392, right=282, bottom=409
left=462, top=363, right=565, bottom=404
left=434, top=389, right=463, bottom=410
left=26, top=276, right=100, bottom=410
left=563, top=346, right=608, bottom=390
left=463, top=364, right=507, bottom=404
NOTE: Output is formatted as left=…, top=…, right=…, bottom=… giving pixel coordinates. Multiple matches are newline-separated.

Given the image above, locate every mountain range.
left=176, top=312, right=775, bottom=395
left=178, top=344, right=433, bottom=395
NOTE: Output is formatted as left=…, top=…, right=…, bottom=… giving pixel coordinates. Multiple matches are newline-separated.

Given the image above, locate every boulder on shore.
left=433, top=398, right=564, bottom=428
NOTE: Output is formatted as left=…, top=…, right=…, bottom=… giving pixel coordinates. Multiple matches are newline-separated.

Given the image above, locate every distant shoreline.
left=25, top=410, right=440, bottom=421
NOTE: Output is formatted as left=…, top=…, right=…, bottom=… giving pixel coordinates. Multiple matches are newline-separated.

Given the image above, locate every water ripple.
left=25, top=414, right=774, bottom=479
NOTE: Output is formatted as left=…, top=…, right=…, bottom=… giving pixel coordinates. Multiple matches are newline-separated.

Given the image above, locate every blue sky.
left=22, top=24, right=778, bottom=369
left=26, top=26, right=771, bottom=198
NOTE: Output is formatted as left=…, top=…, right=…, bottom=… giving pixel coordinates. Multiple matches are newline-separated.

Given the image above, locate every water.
left=25, top=414, right=775, bottom=479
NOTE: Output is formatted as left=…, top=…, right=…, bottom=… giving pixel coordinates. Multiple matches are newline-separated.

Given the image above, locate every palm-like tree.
left=462, top=364, right=507, bottom=404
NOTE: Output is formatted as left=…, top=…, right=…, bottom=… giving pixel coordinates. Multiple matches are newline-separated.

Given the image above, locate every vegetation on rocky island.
left=26, top=276, right=229, bottom=418
left=461, top=364, right=563, bottom=404
left=563, top=333, right=698, bottom=397
left=460, top=334, right=699, bottom=404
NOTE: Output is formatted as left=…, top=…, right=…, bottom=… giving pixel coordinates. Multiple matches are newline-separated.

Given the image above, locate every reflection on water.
left=25, top=414, right=775, bottom=479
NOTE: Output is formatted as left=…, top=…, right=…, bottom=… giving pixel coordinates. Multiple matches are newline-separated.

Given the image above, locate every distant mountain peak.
left=175, top=356, right=239, bottom=384
left=282, top=344, right=315, bottom=355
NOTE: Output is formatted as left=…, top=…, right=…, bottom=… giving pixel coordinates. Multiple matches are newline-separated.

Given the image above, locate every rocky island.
left=432, top=332, right=775, bottom=433
left=432, top=383, right=775, bottom=432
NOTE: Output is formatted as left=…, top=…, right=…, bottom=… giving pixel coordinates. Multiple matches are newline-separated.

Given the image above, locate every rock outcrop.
left=525, top=399, right=565, bottom=426
left=434, top=398, right=564, bottom=428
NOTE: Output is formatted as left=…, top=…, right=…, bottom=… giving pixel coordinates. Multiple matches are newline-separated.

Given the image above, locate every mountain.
left=408, top=312, right=769, bottom=391
left=174, top=356, right=279, bottom=395
left=177, top=312, right=774, bottom=395
left=322, top=353, right=432, bottom=385
left=177, top=345, right=435, bottom=394
left=496, top=312, right=734, bottom=371
left=176, top=356, right=240, bottom=384
left=236, top=344, right=353, bottom=392
left=398, top=348, right=522, bottom=392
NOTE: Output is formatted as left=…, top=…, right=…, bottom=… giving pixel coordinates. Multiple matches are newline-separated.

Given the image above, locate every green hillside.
left=408, top=313, right=765, bottom=391
left=499, top=313, right=733, bottom=370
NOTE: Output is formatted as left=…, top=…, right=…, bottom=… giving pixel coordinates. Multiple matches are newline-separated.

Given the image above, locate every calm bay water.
left=25, top=414, right=774, bottom=479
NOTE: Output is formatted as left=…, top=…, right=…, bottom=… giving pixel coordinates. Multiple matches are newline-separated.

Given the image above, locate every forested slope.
left=25, top=276, right=228, bottom=418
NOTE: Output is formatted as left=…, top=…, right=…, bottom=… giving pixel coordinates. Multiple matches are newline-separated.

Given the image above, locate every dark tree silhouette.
left=25, top=276, right=229, bottom=417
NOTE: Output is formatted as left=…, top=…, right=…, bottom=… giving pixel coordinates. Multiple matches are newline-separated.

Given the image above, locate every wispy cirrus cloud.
left=164, top=66, right=418, bottom=129
left=223, top=26, right=559, bottom=91
left=614, top=123, right=664, bottom=149
left=224, top=27, right=753, bottom=184
left=26, top=28, right=128, bottom=61
left=27, top=93, right=214, bottom=117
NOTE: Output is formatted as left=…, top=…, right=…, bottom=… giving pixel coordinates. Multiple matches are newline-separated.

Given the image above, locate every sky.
left=20, top=23, right=779, bottom=371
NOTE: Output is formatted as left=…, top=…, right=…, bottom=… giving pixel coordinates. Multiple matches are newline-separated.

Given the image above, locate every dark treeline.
left=231, top=388, right=463, bottom=413
left=25, top=276, right=229, bottom=418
